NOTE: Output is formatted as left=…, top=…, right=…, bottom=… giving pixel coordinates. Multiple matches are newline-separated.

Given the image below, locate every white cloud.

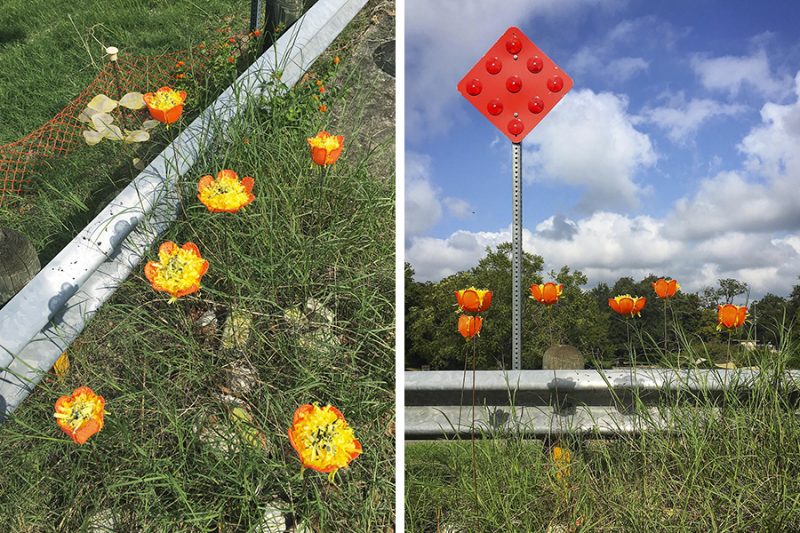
left=443, top=197, right=473, bottom=219
left=405, top=0, right=624, bottom=138
left=638, top=95, right=744, bottom=143
left=408, top=74, right=800, bottom=297
left=690, top=49, right=787, bottom=98
left=524, top=89, right=656, bottom=211
left=666, top=73, right=800, bottom=240
left=405, top=152, right=442, bottom=235
left=406, top=216, right=800, bottom=298
left=607, top=57, right=650, bottom=82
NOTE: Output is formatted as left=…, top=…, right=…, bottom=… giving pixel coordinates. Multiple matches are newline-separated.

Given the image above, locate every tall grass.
left=406, top=327, right=800, bottom=532
left=0, top=13, right=395, bottom=530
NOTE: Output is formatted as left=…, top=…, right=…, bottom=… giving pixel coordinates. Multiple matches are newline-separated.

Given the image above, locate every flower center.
left=307, top=419, right=341, bottom=458
left=150, top=90, right=183, bottom=110
left=309, top=135, right=340, bottom=151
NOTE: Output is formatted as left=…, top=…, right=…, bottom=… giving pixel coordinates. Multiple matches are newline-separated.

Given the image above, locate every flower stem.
left=471, top=334, right=479, bottom=531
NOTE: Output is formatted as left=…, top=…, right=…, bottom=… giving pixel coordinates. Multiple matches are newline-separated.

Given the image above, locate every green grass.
left=0, top=0, right=250, bottom=143
left=0, top=6, right=395, bottom=529
left=406, top=335, right=800, bottom=532
left=0, top=0, right=255, bottom=265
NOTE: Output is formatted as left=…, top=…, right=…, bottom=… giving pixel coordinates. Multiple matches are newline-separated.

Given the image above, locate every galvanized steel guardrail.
left=405, top=368, right=800, bottom=439
left=0, top=0, right=368, bottom=420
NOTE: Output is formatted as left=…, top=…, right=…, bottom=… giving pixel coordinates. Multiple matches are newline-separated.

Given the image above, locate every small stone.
left=195, top=309, right=218, bottom=328
left=86, top=508, right=116, bottom=532
left=224, top=359, right=260, bottom=395
left=222, top=309, right=253, bottom=350
left=305, top=298, right=335, bottom=325
left=196, top=415, right=240, bottom=458
left=284, top=307, right=308, bottom=329
left=253, top=500, right=289, bottom=533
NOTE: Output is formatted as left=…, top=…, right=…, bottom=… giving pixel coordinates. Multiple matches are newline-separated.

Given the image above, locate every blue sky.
left=405, top=0, right=800, bottom=299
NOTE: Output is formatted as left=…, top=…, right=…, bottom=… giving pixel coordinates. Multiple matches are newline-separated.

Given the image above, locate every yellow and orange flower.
left=454, top=287, right=492, bottom=314
left=54, top=386, right=106, bottom=445
left=608, top=294, right=646, bottom=318
left=143, top=86, right=187, bottom=124
left=552, top=445, right=571, bottom=481
left=458, top=314, right=482, bottom=339
left=653, top=278, right=680, bottom=299
left=288, top=403, right=362, bottom=483
left=144, top=241, right=209, bottom=302
left=333, top=56, right=341, bottom=65
left=319, top=105, right=328, bottom=113
left=197, top=169, right=255, bottom=213
left=307, top=131, right=344, bottom=167
left=530, top=282, right=563, bottom=306
left=717, top=304, right=747, bottom=330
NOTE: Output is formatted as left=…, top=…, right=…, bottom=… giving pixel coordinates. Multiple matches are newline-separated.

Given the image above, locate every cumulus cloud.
left=666, top=73, right=800, bottom=240
left=407, top=74, right=800, bottom=297
left=638, top=95, right=744, bottom=143
left=524, top=89, right=656, bottom=212
left=690, top=49, right=788, bottom=98
left=405, top=152, right=442, bottom=235
left=443, top=197, right=473, bottom=219
left=406, top=0, right=624, bottom=139
left=407, top=216, right=800, bottom=297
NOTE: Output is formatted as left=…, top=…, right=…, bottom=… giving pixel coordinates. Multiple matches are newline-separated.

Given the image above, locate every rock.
left=221, top=309, right=253, bottom=350
left=253, top=500, right=290, bottom=533
left=0, top=227, right=40, bottom=306
left=542, top=344, right=584, bottom=370
left=372, top=39, right=395, bottom=77
left=86, top=508, right=117, bottom=532
left=223, top=358, right=260, bottom=395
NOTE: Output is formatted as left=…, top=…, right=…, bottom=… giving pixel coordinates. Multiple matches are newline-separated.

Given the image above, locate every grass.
left=0, top=0, right=250, bottom=143
left=0, top=0, right=253, bottom=265
left=406, top=330, right=800, bottom=532
left=0, top=3, right=395, bottom=530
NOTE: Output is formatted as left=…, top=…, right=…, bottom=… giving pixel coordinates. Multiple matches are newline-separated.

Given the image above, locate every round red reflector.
left=506, top=76, right=522, bottom=93
left=527, top=56, right=543, bottom=74
left=528, top=96, right=544, bottom=114
left=487, top=99, right=503, bottom=116
left=547, top=76, right=564, bottom=92
left=485, top=57, right=502, bottom=75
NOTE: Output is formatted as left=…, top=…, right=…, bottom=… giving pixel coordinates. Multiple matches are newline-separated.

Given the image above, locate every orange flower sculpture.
left=197, top=169, right=255, bottom=213
left=288, top=403, right=362, bottom=483
left=717, top=304, right=747, bottom=330
left=143, top=86, right=187, bottom=124
left=307, top=131, right=344, bottom=166
left=144, top=241, right=209, bottom=303
left=530, top=282, right=563, bottom=306
left=458, top=314, right=483, bottom=339
left=454, top=287, right=493, bottom=314
left=608, top=294, right=646, bottom=318
left=653, top=278, right=680, bottom=299
left=552, top=445, right=571, bottom=481
left=54, top=386, right=106, bottom=444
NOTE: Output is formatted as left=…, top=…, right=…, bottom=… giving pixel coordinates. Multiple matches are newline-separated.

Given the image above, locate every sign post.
left=458, top=27, right=573, bottom=370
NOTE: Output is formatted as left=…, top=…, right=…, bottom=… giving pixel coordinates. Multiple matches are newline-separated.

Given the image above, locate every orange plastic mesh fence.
left=0, top=49, right=188, bottom=205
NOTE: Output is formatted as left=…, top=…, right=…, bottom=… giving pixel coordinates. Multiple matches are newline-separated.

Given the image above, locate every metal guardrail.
left=405, top=369, right=800, bottom=439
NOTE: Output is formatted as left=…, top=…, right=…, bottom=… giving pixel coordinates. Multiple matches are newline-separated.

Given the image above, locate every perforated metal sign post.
left=458, top=27, right=573, bottom=370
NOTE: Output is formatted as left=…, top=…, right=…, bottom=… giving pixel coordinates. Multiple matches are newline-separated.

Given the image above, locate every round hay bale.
left=542, top=344, right=584, bottom=370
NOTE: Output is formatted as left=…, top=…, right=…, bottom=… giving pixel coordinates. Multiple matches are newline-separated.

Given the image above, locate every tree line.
left=405, top=243, right=800, bottom=370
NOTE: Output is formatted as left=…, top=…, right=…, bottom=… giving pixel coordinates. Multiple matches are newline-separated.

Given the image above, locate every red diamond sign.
left=457, top=27, right=573, bottom=142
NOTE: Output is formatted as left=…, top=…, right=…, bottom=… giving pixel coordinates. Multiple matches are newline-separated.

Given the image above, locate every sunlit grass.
left=406, top=329, right=800, bottom=532
left=0, top=6, right=395, bottom=530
